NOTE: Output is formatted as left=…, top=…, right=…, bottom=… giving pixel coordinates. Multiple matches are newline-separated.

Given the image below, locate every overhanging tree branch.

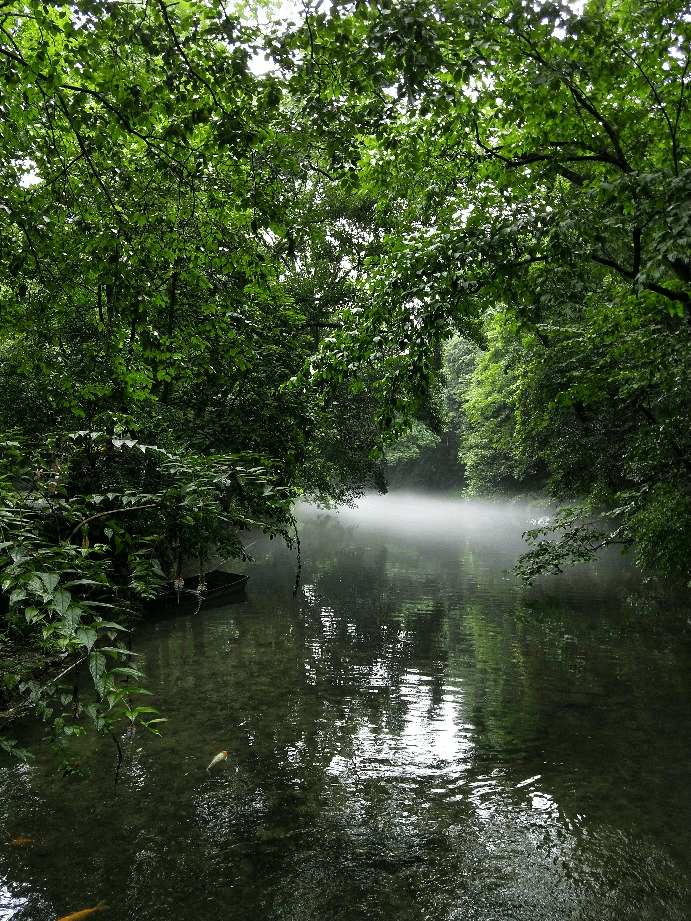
left=65, top=503, right=160, bottom=544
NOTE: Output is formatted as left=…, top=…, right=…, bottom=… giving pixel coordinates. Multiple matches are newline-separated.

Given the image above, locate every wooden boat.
left=1, top=571, right=249, bottom=621
left=151, top=570, right=249, bottom=611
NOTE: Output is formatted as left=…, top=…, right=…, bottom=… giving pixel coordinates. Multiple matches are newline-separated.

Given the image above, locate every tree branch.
left=65, top=503, right=159, bottom=544
left=54, top=90, right=124, bottom=227
left=589, top=252, right=635, bottom=280
left=590, top=251, right=690, bottom=307
left=155, top=0, right=230, bottom=117
left=565, top=81, right=632, bottom=174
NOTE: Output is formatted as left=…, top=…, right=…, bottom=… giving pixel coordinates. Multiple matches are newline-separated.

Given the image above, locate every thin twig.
left=0, top=653, right=89, bottom=721
left=65, top=503, right=159, bottom=543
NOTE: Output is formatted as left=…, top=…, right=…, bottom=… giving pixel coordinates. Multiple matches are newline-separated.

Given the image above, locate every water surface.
left=1, top=493, right=690, bottom=920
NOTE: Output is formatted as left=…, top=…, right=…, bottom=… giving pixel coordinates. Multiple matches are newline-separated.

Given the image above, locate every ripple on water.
left=1, top=499, right=690, bottom=921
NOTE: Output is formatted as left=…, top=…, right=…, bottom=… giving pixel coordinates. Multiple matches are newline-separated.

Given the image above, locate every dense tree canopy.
left=2, top=0, right=690, bottom=760
left=0, top=0, right=386, bottom=758
left=276, top=0, right=691, bottom=583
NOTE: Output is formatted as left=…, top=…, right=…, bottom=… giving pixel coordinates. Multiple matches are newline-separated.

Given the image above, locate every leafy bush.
left=0, top=429, right=294, bottom=761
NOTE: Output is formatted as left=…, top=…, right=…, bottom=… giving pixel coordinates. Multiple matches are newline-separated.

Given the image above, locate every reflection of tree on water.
left=456, top=592, right=691, bottom=897
left=1, top=504, right=690, bottom=921
left=174, top=528, right=465, bottom=919
left=283, top=513, right=691, bottom=918
left=297, top=532, right=451, bottom=717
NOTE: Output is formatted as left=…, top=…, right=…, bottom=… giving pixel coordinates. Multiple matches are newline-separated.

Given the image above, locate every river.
left=1, top=493, right=690, bottom=920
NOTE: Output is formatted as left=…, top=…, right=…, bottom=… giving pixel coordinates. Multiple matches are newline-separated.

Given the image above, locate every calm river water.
left=1, top=493, right=691, bottom=921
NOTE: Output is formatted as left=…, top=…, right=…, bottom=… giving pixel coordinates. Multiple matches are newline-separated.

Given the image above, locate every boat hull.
left=151, top=570, right=249, bottom=612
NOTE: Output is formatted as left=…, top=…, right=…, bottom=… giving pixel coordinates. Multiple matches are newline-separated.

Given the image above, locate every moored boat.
left=151, top=570, right=249, bottom=610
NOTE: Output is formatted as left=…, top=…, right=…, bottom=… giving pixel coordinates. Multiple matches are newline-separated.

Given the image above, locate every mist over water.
left=298, top=491, right=643, bottom=601
left=1, top=492, right=690, bottom=921
left=303, top=490, right=544, bottom=546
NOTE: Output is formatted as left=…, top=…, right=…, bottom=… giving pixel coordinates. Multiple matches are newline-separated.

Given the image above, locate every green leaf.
left=75, top=626, right=98, bottom=650
left=88, top=651, right=107, bottom=695
left=40, top=573, right=61, bottom=594
left=51, top=588, right=72, bottom=616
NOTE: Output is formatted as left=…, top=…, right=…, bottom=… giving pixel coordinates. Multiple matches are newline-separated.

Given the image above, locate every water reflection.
left=0, top=494, right=690, bottom=920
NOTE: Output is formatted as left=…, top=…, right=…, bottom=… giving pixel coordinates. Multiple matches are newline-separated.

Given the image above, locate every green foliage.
left=276, top=0, right=691, bottom=584
left=515, top=508, right=632, bottom=585
left=0, top=429, right=293, bottom=761
left=0, top=0, right=385, bottom=500
left=4, top=0, right=691, bottom=760
left=385, top=420, right=441, bottom=467
left=0, top=0, right=396, bottom=763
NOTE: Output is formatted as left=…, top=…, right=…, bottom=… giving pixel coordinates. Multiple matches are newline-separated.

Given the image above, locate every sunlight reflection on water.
left=1, top=495, right=690, bottom=920
left=0, top=883, right=27, bottom=921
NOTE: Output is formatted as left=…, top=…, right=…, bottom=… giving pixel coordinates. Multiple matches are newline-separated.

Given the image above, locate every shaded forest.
left=1, top=0, right=690, bottom=756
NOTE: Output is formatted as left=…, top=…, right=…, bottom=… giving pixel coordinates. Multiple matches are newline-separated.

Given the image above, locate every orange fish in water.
left=56, top=901, right=107, bottom=921
left=206, top=750, right=228, bottom=771
left=10, top=837, right=34, bottom=846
